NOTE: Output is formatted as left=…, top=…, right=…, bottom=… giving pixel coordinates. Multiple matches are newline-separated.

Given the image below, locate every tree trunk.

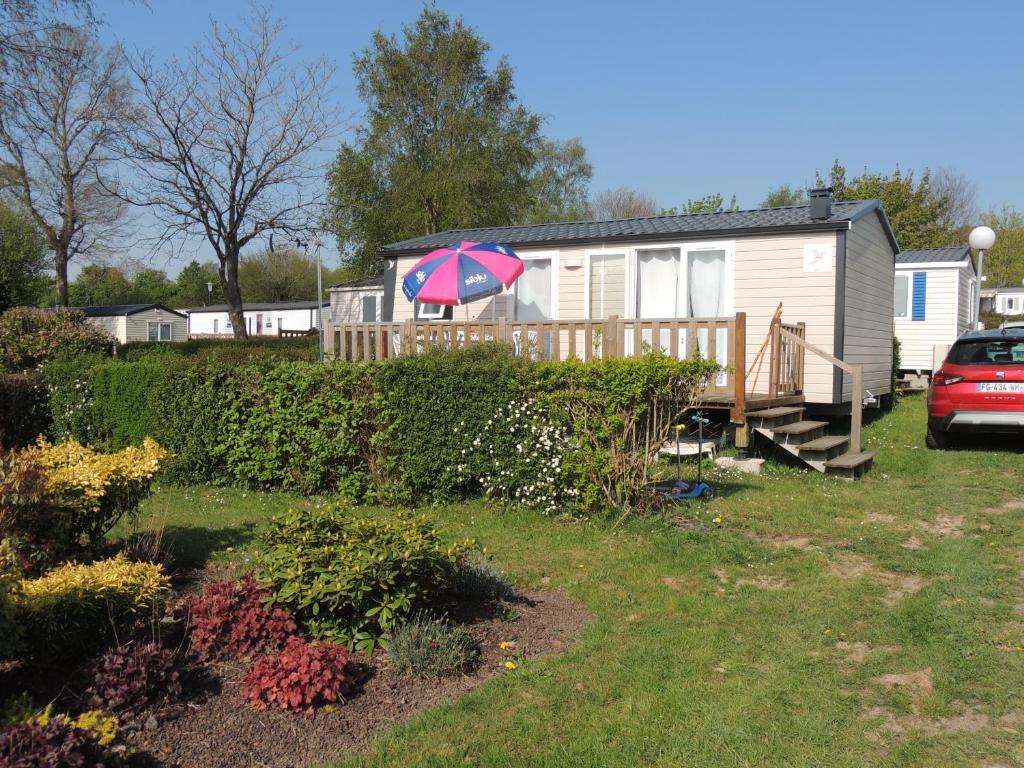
left=220, top=250, right=248, bottom=339
left=55, top=249, right=69, bottom=306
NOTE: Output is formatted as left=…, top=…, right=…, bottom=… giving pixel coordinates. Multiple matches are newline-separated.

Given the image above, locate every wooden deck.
left=700, top=392, right=805, bottom=412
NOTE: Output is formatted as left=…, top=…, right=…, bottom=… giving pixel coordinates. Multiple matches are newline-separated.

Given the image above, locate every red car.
left=927, top=329, right=1024, bottom=449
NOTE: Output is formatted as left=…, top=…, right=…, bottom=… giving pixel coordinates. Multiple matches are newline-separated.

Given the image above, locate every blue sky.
left=95, top=0, right=1024, bottom=275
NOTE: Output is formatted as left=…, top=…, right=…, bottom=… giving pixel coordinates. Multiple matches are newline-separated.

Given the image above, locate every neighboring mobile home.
left=186, top=300, right=327, bottom=337
left=894, top=247, right=978, bottom=376
left=983, top=286, right=1024, bottom=316
left=328, top=276, right=387, bottom=323
left=371, top=188, right=897, bottom=408
left=79, top=304, right=187, bottom=344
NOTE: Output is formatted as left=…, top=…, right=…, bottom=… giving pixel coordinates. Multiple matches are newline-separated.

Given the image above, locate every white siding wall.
left=894, top=266, right=957, bottom=371
left=188, top=307, right=323, bottom=336
left=125, top=310, right=187, bottom=342
left=331, top=288, right=385, bottom=323
left=994, top=292, right=1024, bottom=315
left=956, top=266, right=977, bottom=336
left=85, top=315, right=126, bottom=343
left=843, top=213, right=895, bottom=398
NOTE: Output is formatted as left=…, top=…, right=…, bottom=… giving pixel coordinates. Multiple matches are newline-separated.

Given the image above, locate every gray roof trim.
left=895, top=246, right=970, bottom=265
left=377, top=199, right=892, bottom=258
left=328, top=275, right=385, bottom=290
left=77, top=303, right=186, bottom=318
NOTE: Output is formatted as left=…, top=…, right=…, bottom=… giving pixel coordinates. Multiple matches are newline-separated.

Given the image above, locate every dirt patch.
left=748, top=534, right=815, bottom=551
left=917, top=514, right=965, bottom=538
left=659, top=575, right=699, bottom=592
left=864, top=704, right=1024, bottom=741
left=826, top=552, right=930, bottom=606
left=735, top=575, right=791, bottom=591
left=864, top=512, right=897, bottom=524
left=834, top=641, right=900, bottom=667
left=871, top=668, right=934, bottom=710
left=990, top=499, right=1024, bottom=514
left=901, top=535, right=925, bottom=550
left=126, top=591, right=589, bottom=768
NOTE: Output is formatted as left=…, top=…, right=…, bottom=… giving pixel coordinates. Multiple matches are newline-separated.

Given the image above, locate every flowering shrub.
left=0, top=307, right=112, bottom=374
left=0, top=717, right=116, bottom=767
left=187, top=575, right=297, bottom=661
left=243, top=636, right=354, bottom=715
left=17, top=555, right=169, bottom=658
left=5, top=437, right=168, bottom=553
left=84, top=642, right=181, bottom=714
left=257, top=506, right=475, bottom=652
left=455, top=398, right=579, bottom=516
left=388, top=614, right=477, bottom=678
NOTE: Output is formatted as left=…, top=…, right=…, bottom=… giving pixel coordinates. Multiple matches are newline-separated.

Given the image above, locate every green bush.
left=222, top=361, right=372, bottom=496
left=120, top=335, right=317, bottom=363
left=0, top=373, right=48, bottom=449
left=89, top=360, right=168, bottom=450
left=256, top=506, right=476, bottom=652
left=372, top=345, right=527, bottom=504
left=0, top=539, right=23, bottom=660
left=16, top=555, right=169, bottom=659
left=40, top=351, right=105, bottom=444
left=0, top=307, right=112, bottom=373
left=388, top=613, right=477, bottom=678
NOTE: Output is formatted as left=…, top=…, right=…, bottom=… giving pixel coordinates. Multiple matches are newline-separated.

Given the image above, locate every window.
left=417, top=301, right=450, bottom=320
left=687, top=249, right=726, bottom=317
left=636, top=248, right=683, bottom=318
left=894, top=274, right=910, bottom=319
left=948, top=338, right=1024, bottom=365
left=213, top=318, right=219, bottom=334
left=362, top=296, right=377, bottom=322
left=226, top=320, right=232, bottom=330
left=1008, top=297, right=1016, bottom=311
left=635, top=246, right=728, bottom=319
left=147, top=322, right=172, bottom=342
left=265, top=317, right=274, bottom=329
left=514, top=256, right=556, bottom=320
left=586, top=252, right=626, bottom=319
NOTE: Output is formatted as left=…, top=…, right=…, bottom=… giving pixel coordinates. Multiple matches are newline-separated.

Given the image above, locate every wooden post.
left=497, top=317, right=507, bottom=347
left=851, top=365, right=863, bottom=453
left=402, top=319, right=414, bottom=356
left=796, top=321, right=807, bottom=393
left=732, top=312, right=746, bottom=423
left=606, top=315, right=619, bottom=358
left=768, top=317, right=781, bottom=398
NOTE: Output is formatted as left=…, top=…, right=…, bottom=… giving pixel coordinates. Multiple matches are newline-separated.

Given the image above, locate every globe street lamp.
left=969, top=225, right=996, bottom=329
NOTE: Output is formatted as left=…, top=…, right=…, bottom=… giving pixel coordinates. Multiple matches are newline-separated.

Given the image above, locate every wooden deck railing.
left=769, top=321, right=806, bottom=397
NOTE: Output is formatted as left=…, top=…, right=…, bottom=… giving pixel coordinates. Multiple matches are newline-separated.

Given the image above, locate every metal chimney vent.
left=808, top=187, right=833, bottom=220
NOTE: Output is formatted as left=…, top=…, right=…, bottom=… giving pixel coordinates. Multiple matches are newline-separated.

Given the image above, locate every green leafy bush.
left=0, top=307, right=111, bottom=373
left=455, top=554, right=515, bottom=602
left=257, top=506, right=475, bottom=652
left=221, top=361, right=372, bottom=496
left=40, top=351, right=105, bottom=444
left=88, top=361, right=168, bottom=450
left=16, top=554, right=169, bottom=659
left=0, top=373, right=48, bottom=449
left=120, top=335, right=317, bottom=363
left=372, top=345, right=526, bottom=504
left=388, top=613, right=477, bottom=678
left=0, top=539, right=23, bottom=660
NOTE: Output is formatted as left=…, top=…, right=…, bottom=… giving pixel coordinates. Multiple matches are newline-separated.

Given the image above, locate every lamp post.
left=296, top=236, right=324, bottom=363
left=969, top=225, right=996, bottom=329
left=205, top=281, right=213, bottom=307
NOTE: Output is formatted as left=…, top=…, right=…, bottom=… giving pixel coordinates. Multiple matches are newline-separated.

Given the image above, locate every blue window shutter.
left=912, top=272, right=927, bottom=321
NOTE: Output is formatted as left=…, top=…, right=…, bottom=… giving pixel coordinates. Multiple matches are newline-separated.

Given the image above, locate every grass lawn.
left=129, top=393, right=1024, bottom=767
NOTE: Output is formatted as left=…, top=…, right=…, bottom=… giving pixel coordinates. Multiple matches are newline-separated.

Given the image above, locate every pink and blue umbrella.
left=402, top=241, right=524, bottom=306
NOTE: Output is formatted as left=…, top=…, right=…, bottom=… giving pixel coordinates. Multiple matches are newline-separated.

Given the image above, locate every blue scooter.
left=656, top=415, right=715, bottom=501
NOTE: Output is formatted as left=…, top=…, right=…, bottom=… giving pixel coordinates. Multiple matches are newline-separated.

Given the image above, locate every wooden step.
left=746, top=406, right=803, bottom=429
left=798, top=435, right=850, bottom=461
left=771, top=420, right=828, bottom=445
left=824, top=451, right=875, bottom=480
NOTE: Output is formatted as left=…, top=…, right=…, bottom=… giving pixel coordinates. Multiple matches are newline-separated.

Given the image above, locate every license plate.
left=976, top=382, right=1024, bottom=392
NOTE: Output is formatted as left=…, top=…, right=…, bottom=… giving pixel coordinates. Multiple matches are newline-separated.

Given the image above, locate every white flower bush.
left=454, top=398, right=578, bottom=516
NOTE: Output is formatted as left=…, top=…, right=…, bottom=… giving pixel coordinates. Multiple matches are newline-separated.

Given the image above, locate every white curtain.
left=688, top=250, right=726, bottom=317
left=589, top=254, right=626, bottom=319
left=515, top=259, right=552, bottom=320
left=637, top=248, right=682, bottom=318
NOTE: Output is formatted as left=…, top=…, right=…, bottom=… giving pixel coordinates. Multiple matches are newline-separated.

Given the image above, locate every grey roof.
left=77, top=303, right=186, bottom=318
left=895, top=246, right=970, bottom=265
left=329, top=275, right=385, bottom=291
left=378, top=198, right=897, bottom=256
left=992, top=286, right=1024, bottom=294
left=186, top=300, right=328, bottom=313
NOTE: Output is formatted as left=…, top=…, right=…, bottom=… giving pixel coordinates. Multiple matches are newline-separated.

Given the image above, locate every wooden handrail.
left=779, top=327, right=863, bottom=453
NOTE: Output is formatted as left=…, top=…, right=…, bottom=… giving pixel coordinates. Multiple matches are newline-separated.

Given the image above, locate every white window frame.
left=583, top=248, right=629, bottom=320
left=893, top=272, right=912, bottom=321
left=417, top=301, right=448, bottom=320
left=510, top=250, right=560, bottom=320
left=629, top=240, right=736, bottom=319
left=147, top=321, right=173, bottom=342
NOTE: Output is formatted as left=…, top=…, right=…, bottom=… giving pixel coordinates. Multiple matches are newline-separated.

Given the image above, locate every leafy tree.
left=0, top=204, right=50, bottom=310
left=930, top=167, right=978, bottom=233
left=817, top=160, right=953, bottom=249
left=589, top=187, right=658, bottom=220
left=761, top=185, right=806, bottom=208
left=980, top=205, right=1024, bottom=289
left=0, top=23, right=134, bottom=305
left=238, top=249, right=321, bottom=303
left=660, top=193, right=738, bottom=217
left=171, top=260, right=222, bottom=307
left=127, top=9, right=337, bottom=337
left=127, top=267, right=174, bottom=304
left=522, top=137, right=592, bottom=224
left=68, top=264, right=131, bottom=306
left=326, top=7, right=543, bottom=275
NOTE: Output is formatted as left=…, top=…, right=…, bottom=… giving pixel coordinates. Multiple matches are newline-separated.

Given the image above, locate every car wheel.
left=700, top=487, right=714, bottom=500
left=925, top=426, right=947, bottom=450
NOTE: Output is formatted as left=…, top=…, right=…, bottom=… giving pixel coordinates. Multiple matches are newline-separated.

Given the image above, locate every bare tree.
left=125, top=9, right=338, bottom=338
left=930, top=167, right=978, bottom=233
left=589, top=186, right=658, bottom=220
left=0, top=0, right=94, bottom=64
left=0, top=23, right=133, bottom=304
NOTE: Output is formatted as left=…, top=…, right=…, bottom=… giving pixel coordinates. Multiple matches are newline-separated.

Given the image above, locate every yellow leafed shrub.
left=2, top=438, right=168, bottom=558
left=17, top=555, right=169, bottom=658
left=34, top=708, right=119, bottom=746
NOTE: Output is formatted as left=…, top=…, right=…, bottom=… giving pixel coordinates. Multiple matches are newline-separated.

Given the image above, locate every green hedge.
left=119, top=335, right=318, bottom=363
left=41, top=345, right=719, bottom=514
left=0, top=373, right=48, bottom=449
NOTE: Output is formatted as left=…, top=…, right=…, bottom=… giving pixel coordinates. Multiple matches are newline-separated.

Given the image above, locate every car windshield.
left=948, top=339, right=1024, bottom=365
